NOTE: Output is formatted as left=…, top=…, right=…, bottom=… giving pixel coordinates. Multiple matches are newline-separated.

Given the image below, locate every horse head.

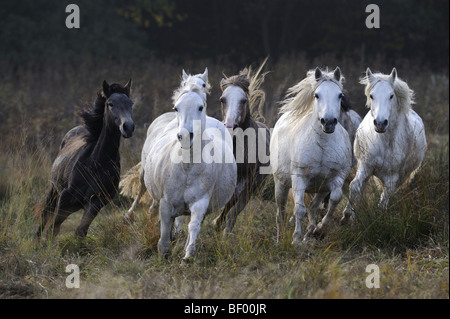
left=102, top=79, right=135, bottom=138
left=173, top=87, right=207, bottom=149
left=313, top=67, right=344, bottom=134
left=365, top=68, right=397, bottom=133
left=220, top=70, right=251, bottom=129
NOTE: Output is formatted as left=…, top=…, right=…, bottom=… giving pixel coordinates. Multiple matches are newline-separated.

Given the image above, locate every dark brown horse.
left=213, top=60, right=271, bottom=234
left=35, top=80, right=134, bottom=238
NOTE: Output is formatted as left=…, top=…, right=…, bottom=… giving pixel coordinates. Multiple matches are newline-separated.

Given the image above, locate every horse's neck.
left=240, top=112, right=256, bottom=130
left=90, top=116, right=121, bottom=164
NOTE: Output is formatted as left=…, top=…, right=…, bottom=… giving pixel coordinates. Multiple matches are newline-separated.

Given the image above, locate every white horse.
left=143, top=82, right=236, bottom=259
left=270, top=67, right=352, bottom=244
left=121, top=68, right=211, bottom=222
left=341, top=68, right=427, bottom=223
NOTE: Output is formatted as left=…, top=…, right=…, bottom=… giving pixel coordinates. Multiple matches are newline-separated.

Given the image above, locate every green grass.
left=0, top=56, right=448, bottom=298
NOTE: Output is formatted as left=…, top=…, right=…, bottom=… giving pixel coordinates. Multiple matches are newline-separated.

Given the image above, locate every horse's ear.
left=182, top=69, right=189, bottom=81
left=314, top=67, right=322, bottom=81
left=103, top=80, right=110, bottom=97
left=389, top=68, right=397, bottom=84
left=366, top=68, right=375, bottom=82
left=124, top=78, right=132, bottom=96
left=220, top=78, right=226, bottom=91
left=333, top=67, right=342, bottom=82
left=201, top=67, right=208, bottom=82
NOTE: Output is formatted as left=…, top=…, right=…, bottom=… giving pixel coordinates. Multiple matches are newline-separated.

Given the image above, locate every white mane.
left=171, top=82, right=207, bottom=106
left=360, top=72, right=415, bottom=113
left=279, top=68, right=344, bottom=121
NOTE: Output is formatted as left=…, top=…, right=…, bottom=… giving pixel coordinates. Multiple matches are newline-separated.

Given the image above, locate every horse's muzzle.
left=320, top=118, right=337, bottom=134
left=373, top=119, right=388, bottom=133
left=120, top=121, right=135, bottom=138
left=178, top=132, right=194, bottom=149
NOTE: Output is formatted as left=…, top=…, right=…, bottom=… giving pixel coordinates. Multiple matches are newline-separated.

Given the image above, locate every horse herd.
left=35, top=59, right=427, bottom=260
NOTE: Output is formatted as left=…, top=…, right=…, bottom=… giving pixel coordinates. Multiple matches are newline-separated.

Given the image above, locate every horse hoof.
left=182, top=256, right=195, bottom=264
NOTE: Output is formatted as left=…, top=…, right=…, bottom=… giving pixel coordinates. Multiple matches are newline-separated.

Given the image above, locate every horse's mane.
left=181, top=73, right=212, bottom=95
left=171, top=82, right=207, bottom=106
left=78, top=83, right=131, bottom=142
left=220, top=57, right=269, bottom=122
left=279, top=67, right=344, bottom=122
left=360, top=72, right=415, bottom=113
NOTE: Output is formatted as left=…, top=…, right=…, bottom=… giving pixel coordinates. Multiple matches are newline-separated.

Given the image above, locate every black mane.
left=78, top=83, right=130, bottom=142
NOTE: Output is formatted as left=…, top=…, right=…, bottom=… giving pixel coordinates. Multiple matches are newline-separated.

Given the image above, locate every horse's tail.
left=119, top=162, right=151, bottom=204
left=34, top=183, right=58, bottom=237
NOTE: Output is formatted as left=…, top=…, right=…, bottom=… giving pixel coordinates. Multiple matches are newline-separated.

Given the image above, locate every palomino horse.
left=341, top=68, right=427, bottom=223
left=270, top=67, right=352, bottom=244
left=213, top=59, right=271, bottom=234
left=36, top=80, right=134, bottom=238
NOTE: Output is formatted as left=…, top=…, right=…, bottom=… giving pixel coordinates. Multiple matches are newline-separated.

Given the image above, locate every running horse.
left=35, top=79, right=134, bottom=238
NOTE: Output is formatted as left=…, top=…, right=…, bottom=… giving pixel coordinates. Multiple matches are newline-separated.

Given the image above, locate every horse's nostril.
left=383, top=120, right=388, bottom=126
left=333, top=118, right=337, bottom=125
left=373, top=119, right=378, bottom=126
left=320, top=118, right=325, bottom=125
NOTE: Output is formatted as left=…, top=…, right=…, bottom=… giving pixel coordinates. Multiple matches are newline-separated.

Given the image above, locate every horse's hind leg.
left=49, top=189, right=79, bottom=238
left=35, top=185, right=58, bottom=238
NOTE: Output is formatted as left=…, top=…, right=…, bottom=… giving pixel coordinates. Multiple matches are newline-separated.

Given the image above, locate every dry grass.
left=0, top=56, right=448, bottom=299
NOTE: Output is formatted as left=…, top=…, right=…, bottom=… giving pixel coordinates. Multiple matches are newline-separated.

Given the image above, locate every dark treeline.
left=0, top=0, right=448, bottom=70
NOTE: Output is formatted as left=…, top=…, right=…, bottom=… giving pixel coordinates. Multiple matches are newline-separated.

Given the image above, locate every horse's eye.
left=369, top=94, right=373, bottom=100
left=220, top=97, right=225, bottom=104
left=314, top=93, right=319, bottom=99
left=108, top=102, right=113, bottom=108
left=338, top=93, right=344, bottom=99
left=390, top=94, right=394, bottom=100
left=202, top=83, right=206, bottom=88
left=241, top=99, right=248, bottom=105
left=173, top=107, right=178, bottom=112
left=198, top=106, right=204, bottom=112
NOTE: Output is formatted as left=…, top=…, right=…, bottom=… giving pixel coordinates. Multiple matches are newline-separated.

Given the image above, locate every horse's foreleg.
left=75, top=200, right=103, bottom=238
left=314, top=183, right=344, bottom=238
left=303, top=192, right=328, bottom=240
left=291, top=177, right=307, bottom=245
left=213, top=201, right=233, bottom=232
left=184, top=198, right=209, bottom=260
left=158, top=199, right=175, bottom=258
left=378, top=174, right=399, bottom=211
left=274, top=177, right=289, bottom=243
left=341, top=165, right=370, bottom=224
left=223, top=180, right=250, bottom=235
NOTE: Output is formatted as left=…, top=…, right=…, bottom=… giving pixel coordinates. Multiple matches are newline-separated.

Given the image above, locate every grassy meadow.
left=0, top=55, right=448, bottom=298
